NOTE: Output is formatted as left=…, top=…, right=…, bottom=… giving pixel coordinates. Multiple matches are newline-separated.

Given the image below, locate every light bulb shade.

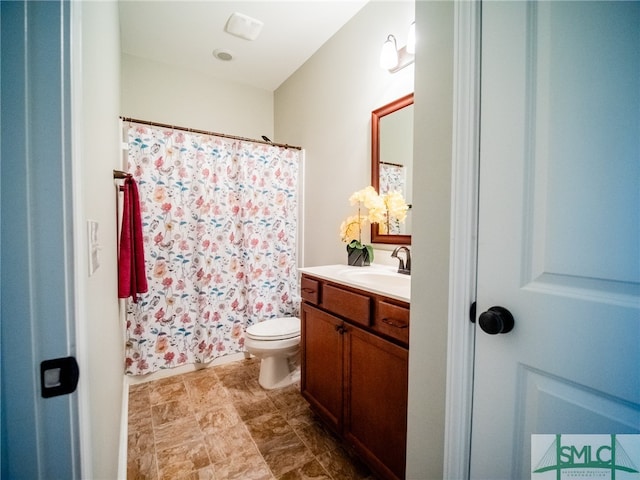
left=380, top=35, right=399, bottom=70
left=406, top=21, right=416, bottom=55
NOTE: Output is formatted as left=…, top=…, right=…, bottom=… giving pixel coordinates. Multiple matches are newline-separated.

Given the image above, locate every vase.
left=347, top=246, right=370, bottom=267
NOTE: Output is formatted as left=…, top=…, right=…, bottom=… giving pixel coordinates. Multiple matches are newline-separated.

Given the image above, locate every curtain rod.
left=120, top=116, right=302, bottom=151
left=380, top=161, right=404, bottom=168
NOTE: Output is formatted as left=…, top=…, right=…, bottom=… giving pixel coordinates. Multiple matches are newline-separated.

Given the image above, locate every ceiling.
left=119, top=1, right=369, bottom=92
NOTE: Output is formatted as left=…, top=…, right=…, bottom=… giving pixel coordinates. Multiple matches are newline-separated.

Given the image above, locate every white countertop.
left=298, top=264, right=410, bottom=303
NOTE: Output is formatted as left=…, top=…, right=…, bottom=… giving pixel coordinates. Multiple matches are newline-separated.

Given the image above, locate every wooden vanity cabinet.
left=300, top=274, right=409, bottom=480
left=301, top=304, right=344, bottom=432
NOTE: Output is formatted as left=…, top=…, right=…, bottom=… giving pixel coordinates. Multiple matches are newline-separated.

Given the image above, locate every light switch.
left=87, top=220, right=101, bottom=276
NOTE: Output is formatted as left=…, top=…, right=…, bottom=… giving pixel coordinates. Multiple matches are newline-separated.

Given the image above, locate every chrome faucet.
left=391, top=246, right=411, bottom=275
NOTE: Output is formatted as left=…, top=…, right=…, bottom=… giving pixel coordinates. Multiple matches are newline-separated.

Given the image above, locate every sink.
left=298, top=264, right=411, bottom=302
left=340, top=268, right=410, bottom=289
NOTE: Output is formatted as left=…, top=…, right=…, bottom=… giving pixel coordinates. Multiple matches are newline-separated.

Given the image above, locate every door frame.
left=442, top=1, right=480, bottom=479
left=70, top=2, right=94, bottom=478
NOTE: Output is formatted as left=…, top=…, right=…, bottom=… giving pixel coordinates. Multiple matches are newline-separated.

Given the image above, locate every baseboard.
left=125, top=352, right=248, bottom=386
left=117, top=376, right=129, bottom=479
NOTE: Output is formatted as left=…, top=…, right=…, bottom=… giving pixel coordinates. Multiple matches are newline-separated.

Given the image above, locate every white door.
left=470, top=2, right=640, bottom=478
left=1, top=1, right=81, bottom=478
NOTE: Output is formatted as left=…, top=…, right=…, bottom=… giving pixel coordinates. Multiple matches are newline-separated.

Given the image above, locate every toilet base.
left=257, top=355, right=300, bottom=390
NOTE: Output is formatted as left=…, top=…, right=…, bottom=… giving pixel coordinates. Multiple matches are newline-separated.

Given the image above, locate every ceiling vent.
left=212, top=49, right=234, bottom=62
left=224, top=12, right=264, bottom=41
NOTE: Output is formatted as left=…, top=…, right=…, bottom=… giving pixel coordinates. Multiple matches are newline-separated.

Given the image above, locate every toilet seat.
left=246, top=317, right=300, bottom=341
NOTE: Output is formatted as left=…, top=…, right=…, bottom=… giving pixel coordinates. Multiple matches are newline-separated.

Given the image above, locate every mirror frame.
left=371, top=92, right=414, bottom=245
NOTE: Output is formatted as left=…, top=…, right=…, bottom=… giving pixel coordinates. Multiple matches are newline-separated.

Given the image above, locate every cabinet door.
left=301, top=303, right=344, bottom=433
left=344, top=325, right=408, bottom=480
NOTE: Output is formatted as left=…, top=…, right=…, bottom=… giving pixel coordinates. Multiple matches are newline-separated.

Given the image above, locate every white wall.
left=121, top=54, right=274, bottom=139
left=274, top=1, right=415, bottom=268
left=277, top=1, right=454, bottom=478
left=406, top=2, right=453, bottom=478
left=78, top=2, right=124, bottom=478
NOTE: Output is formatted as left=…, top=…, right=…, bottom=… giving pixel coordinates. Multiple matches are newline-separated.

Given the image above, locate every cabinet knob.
left=335, top=324, right=346, bottom=334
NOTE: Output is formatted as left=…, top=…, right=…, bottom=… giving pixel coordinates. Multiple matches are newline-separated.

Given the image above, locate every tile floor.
left=127, top=357, right=375, bottom=479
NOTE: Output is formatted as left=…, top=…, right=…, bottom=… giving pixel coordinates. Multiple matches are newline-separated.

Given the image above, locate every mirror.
left=371, top=93, right=414, bottom=245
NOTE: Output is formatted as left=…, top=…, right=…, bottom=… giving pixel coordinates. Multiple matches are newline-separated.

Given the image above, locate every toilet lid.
left=246, top=317, right=301, bottom=340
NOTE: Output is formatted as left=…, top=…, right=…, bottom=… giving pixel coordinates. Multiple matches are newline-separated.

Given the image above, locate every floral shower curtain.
left=380, top=162, right=405, bottom=197
left=123, top=123, right=300, bottom=375
left=379, top=163, right=406, bottom=234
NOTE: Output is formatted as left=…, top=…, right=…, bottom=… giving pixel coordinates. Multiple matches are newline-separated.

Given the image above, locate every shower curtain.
left=380, top=162, right=405, bottom=234
left=123, top=123, right=301, bottom=375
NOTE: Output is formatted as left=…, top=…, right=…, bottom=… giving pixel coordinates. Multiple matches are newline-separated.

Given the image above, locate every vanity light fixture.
left=380, top=35, right=399, bottom=70
left=380, top=22, right=416, bottom=73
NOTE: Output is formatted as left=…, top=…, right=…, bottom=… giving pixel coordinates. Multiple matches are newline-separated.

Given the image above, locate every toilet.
left=244, top=317, right=301, bottom=390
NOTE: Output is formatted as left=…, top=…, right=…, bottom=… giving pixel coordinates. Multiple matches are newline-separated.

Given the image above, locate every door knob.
left=478, top=306, right=514, bottom=335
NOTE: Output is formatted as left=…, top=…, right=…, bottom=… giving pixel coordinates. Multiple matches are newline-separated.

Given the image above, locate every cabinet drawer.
left=301, top=276, right=320, bottom=305
left=322, top=284, right=371, bottom=327
left=375, top=300, right=409, bottom=345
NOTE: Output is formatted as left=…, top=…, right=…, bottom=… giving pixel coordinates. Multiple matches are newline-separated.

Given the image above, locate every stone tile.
left=127, top=451, right=158, bottom=480
left=267, top=383, right=306, bottom=408
left=214, top=358, right=259, bottom=383
left=246, top=359, right=261, bottom=377
left=149, top=379, right=189, bottom=405
left=194, top=466, right=216, bottom=480
left=246, top=413, right=317, bottom=477
left=184, top=370, right=221, bottom=392
left=316, top=447, right=374, bottom=480
left=211, top=361, right=239, bottom=379
left=149, top=374, right=185, bottom=388
left=129, top=407, right=154, bottom=433
left=182, top=365, right=219, bottom=382
left=224, top=377, right=270, bottom=403
left=156, top=439, right=211, bottom=480
left=285, top=405, right=317, bottom=430
left=153, top=416, right=204, bottom=452
left=185, top=376, right=230, bottom=413
left=130, top=382, right=150, bottom=394
left=260, top=431, right=315, bottom=477
left=195, top=403, right=242, bottom=436
left=294, top=422, right=340, bottom=457
left=234, top=396, right=277, bottom=421
left=245, top=412, right=293, bottom=451
left=128, top=422, right=155, bottom=458
left=266, top=382, right=300, bottom=401
left=268, top=385, right=309, bottom=422
left=211, top=446, right=274, bottom=480
left=175, top=466, right=216, bottom=480
left=276, top=459, right=332, bottom=480
left=204, top=423, right=257, bottom=464
left=128, top=359, right=371, bottom=480
left=151, top=399, right=193, bottom=428
left=129, top=384, right=151, bottom=413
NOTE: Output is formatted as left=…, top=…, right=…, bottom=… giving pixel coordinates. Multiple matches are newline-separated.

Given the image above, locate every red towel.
left=118, top=175, right=148, bottom=303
